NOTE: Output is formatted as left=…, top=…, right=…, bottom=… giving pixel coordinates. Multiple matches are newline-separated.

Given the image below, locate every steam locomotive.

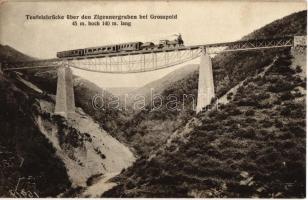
left=56, top=34, right=184, bottom=58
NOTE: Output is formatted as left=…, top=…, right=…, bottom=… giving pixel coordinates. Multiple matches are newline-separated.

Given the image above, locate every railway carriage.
left=117, top=42, right=143, bottom=52
left=84, top=45, right=117, bottom=56
left=57, top=49, right=84, bottom=58
left=56, top=34, right=184, bottom=58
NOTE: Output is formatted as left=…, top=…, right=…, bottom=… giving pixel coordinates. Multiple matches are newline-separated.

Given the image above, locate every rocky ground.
left=0, top=71, right=135, bottom=197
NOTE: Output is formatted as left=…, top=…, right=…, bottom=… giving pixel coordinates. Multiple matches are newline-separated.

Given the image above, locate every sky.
left=0, top=0, right=306, bottom=88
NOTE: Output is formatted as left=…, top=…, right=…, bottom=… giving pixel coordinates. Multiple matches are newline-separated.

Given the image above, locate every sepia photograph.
left=0, top=0, right=306, bottom=198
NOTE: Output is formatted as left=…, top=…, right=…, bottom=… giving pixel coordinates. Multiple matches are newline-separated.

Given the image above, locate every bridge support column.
left=55, top=65, right=75, bottom=118
left=196, top=49, right=215, bottom=113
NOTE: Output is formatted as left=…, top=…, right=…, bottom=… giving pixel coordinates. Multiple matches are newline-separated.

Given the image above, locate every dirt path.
left=81, top=172, right=119, bottom=197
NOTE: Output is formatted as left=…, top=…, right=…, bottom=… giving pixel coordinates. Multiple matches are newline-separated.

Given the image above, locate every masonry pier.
left=196, top=49, right=215, bottom=113
left=55, top=65, right=75, bottom=118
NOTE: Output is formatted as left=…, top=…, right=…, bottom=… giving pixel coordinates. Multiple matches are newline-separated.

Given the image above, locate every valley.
left=0, top=10, right=306, bottom=198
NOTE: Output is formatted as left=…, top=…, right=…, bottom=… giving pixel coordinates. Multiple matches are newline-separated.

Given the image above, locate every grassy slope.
left=213, top=10, right=307, bottom=98
left=119, top=71, right=198, bottom=155
left=104, top=48, right=306, bottom=198
left=0, top=73, right=71, bottom=197
left=73, top=77, right=128, bottom=138
left=113, top=10, right=306, bottom=156
left=102, top=10, right=306, bottom=197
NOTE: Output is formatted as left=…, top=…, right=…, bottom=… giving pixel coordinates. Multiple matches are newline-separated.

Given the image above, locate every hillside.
left=126, top=64, right=199, bottom=106
left=0, top=46, right=135, bottom=197
left=0, top=45, right=34, bottom=63
left=109, top=64, right=199, bottom=155
left=110, top=10, right=306, bottom=156
left=243, top=10, right=306, bottom=40
left=213, top=10, right=307, bottom=98
left=25, top=69, right=128, bottom=138
left=106, top=87, right=137, bottom=97
left=103, top=45, right=306, bottom=198
left=0, top=9, right=305, bottom=198
left=115, top=70, right=198, bottom=155
left=0, top=73, right=71, bottom=197
left=102, top=10, right=306, bottom=197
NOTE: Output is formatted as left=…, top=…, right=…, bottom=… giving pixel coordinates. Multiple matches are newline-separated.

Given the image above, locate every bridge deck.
left=6, top=36, right=294, bottom=66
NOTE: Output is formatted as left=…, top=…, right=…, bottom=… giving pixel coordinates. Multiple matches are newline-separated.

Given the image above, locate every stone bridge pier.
left=196, top=48, right=215, bottom=113
left=55, top=64, right=75, bottom=118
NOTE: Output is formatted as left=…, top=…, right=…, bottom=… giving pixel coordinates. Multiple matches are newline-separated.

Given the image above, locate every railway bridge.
left=2, top=35, right=306, bottom=117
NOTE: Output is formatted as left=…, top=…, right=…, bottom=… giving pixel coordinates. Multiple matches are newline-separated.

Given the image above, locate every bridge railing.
left=2, top=35, right=304, bottom=73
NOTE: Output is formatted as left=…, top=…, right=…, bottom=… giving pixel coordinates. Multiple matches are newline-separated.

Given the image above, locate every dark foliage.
left=118, top=71, right=198, bottom=156
left=0, top=74, right=71, bottom=197
left=103, top=10, right=306, bottom=198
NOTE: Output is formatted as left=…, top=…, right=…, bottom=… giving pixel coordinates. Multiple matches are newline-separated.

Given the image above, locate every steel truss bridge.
left=3, top=36, right=295, bottom=73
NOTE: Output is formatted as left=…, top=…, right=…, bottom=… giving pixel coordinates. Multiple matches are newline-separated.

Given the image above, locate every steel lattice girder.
left=3, top=36, right=298, bottom=72
left=69, top=49, right=202, bottom=73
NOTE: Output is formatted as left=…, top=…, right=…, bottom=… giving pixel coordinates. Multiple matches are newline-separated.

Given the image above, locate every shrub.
left=261, top=119, right=273, bottom=128
left=280, top=102, right=304, bottom=118
left=241, top=127, right=256, bottom=139
left=245, top=117, right=257, bottom=124
left=227, top=92, right=233, bottom=100
left=242, top=79, right=249, bottom=86
left=280, top=106, right=291, bottom=116
left=274, top=119, right=283, bottom=128
left=256, top=93, right=271, bottom=100
left=208, top=109, right=219, bottom=118
left=273, top=98, right=282, bottom=105
left=280, top=92, right=294, bottom=101
left=215, top=112, right=228, bottom=120
left=274, top=57, right=292, bottom=67
left=218, top=103, right=225, bottom=110
left=236, top=98, right=259, bottom=107
left=256, top=102, right=274, bottom=109
left=245, top=109, right=255, bottom=116
left=293, top=91, right=303, bottom=98
left=237, top=86, right=244, bottom=94
left=295, top=65, right=303, bottom=73
left=268, top=80, right=294, bottom=93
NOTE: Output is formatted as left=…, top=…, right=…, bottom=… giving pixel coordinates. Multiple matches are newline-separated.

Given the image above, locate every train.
left=56, top=34, right=184, bottom=58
